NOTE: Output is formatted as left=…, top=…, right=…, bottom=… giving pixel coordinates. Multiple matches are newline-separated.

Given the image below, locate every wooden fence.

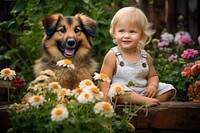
left=139, top=0, right=200, bottom=42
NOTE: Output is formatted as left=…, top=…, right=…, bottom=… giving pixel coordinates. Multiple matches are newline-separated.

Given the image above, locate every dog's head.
left=41, top=13, right=96, bottom=60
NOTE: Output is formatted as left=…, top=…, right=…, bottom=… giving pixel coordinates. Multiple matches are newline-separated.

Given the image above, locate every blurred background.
left=0, top=0, right=200, bottom=101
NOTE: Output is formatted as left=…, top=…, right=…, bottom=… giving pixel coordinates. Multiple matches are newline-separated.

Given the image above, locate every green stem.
left=58, top=68, right=66, bottom=82
left=97, top=80, right=101, bottom=88
left=128, top=104, right=146, bottom=122
left=113, top=96, right=118, bottom=110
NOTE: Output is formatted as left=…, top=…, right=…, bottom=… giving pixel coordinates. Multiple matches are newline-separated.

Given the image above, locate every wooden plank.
left=116, top=101, right=200, bottom=131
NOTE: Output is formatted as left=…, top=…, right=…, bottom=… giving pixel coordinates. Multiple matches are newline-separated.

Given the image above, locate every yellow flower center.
left=63, top=59, right=72, bottom=64
left=4, top=69, right=11, bottom=75
left=52, top=84, right=59, bottom=89
left=100, top=73, right=108, bottom=78
left=55, top=109, right=62, bottom=115
left=91, top=87, right=99, bottom=94
left=34, top=96, right=41, bottom=102
left=102, top=103, right=111, bottom=110
left=84, top=93, right=89, bottom=99
left=75, top=88, right=82, bottom=93
left=85, top=81, right=92, bottom=86
left=60, top=89, right=67, bottom=95
left=115, top=86, right=122, bottom=92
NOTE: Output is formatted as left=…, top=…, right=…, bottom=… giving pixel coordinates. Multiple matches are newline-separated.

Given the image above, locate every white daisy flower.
left=77, top=91, right=94, bottom=104
left=40, top=69, right=56, bottom=78
left=28, top=95, right=45, bottom=107
left=57, top=88, right=71, bottom=100
left=29, top=83, right=46, bottom=91
left=18, top=103, right=30, bottom=112
left=35, top=75, right=49, bottom=83
left=0, top=68, right=16, bottom=81
left=71, top=87, right=83, bottom=96
left=51, top=104, right=69, bottom=122
left=108, top=84, right=125, bottom=98
left=48, top=82, right=62, bottom=93
left=56, top=59, right=75, bottom=69
left=79, top=79, right=95, bottom=89
left=84, top=86, right=104, bottom=101
left=93, top=72, right=111, bottom=83
left=94, top=101, right=114, bottom=118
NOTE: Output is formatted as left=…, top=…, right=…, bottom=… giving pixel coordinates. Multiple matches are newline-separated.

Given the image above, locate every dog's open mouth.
left=57, top=38, right=80, bottom=57
left=64, top=49, right=76, bottom=56
left=58, top=45, right=77, bottom=57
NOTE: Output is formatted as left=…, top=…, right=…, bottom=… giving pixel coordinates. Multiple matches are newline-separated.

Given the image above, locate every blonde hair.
left=109, top=6, right=155, bottom=48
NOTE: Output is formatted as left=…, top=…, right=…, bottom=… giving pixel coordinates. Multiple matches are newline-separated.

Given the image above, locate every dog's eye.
left=75, top=27, right=81, bottom=33
left=58, top=27, right=66, bottom=33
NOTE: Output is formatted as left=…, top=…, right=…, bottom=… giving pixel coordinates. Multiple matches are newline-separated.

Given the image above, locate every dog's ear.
left=75, top=14, right=97, bottom=37
left=41, top=13, right=63, bottom=36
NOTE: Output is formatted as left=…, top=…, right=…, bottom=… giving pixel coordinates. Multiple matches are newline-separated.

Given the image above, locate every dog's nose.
left=67, top=38, right=76, bottom=47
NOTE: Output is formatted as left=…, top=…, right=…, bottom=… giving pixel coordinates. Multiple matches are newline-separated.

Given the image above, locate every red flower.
left=11, top=77, right=26, bottom=89
left=181, top=67, right=192, bottom=77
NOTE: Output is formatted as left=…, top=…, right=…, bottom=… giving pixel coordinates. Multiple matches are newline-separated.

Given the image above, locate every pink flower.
left=168, top=54, right=178, bottom=61
left=174, top=31, right=192, bottom=45
left=178, top=35, right=193, bottom=45
left=157, top=41, right=169, bottom=47
left=181, top=49, right=198, bottom=60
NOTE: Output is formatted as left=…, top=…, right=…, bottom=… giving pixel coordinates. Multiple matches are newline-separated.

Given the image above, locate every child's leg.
left=116, top=91, right=160, bottom=107
left=157, top=89, right=176, bottom=102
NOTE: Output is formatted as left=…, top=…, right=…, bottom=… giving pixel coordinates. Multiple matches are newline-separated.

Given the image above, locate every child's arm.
left=99, top=50, right=116, bottom=101
left=144, top=52, right=159, bottom=98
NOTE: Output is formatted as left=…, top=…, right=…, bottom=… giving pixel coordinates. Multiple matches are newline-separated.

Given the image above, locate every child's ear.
left=140, top=32, right=145, bottom=40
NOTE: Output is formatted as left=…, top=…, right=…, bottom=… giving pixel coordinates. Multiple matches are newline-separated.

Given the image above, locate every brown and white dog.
left=34, top=13, right=98, bottom=89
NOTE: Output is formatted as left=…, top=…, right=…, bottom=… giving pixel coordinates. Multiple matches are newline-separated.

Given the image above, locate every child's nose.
left=124, top=32, right=131, bottom=37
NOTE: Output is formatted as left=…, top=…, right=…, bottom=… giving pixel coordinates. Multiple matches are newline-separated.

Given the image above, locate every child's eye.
left=130, top=30, right=136, bottom=34
left=118, top=29, right=125, bottom=33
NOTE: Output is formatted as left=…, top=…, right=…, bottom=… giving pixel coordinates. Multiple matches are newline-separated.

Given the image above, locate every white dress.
left=109, top=46, right=176, bottom=100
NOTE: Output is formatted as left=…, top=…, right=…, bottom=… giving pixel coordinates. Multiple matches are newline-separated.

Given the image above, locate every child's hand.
left=143, top=86, right=157, bottom=98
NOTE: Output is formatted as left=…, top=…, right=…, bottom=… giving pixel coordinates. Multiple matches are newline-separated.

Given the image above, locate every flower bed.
left=0, top=59, right=146, bottom=133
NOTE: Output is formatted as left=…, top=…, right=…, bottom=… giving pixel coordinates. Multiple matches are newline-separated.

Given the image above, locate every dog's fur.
left=34, top=13, right=98, bottom=89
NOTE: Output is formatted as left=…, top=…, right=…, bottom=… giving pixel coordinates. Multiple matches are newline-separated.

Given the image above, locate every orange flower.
left=194, top=80, right=200, bottom=89
left=191, top=63, right=200, bottom=76
left=181, top=67, right=191, bottom=77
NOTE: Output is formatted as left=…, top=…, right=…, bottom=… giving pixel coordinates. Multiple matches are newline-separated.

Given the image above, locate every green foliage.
left=0, top=0, right=129, bottom=83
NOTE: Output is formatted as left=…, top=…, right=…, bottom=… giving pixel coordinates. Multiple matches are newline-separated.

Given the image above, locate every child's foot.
left=143, top=97, right=160, bottom=107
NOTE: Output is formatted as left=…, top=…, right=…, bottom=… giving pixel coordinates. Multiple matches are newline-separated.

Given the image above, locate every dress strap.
left=140, top=49, right=147, bottom=58
left=111, top=47, right=124, bottom=67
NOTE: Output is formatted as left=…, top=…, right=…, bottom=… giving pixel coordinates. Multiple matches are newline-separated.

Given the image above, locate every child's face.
left=113, top=20, right=143, bottom=50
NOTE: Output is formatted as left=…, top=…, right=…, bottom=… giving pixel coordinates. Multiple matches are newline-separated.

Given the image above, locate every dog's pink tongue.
left=65, top=49, right=75, bottom=55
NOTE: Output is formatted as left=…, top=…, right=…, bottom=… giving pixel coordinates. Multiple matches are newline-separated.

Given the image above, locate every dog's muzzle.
left=57, top=38, right=80, bottom=57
